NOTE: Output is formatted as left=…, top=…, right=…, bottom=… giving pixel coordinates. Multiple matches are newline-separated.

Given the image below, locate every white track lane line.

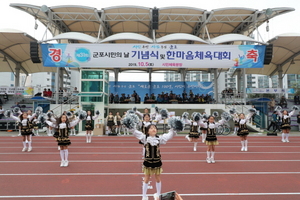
left=1, top=192, right=300, bottom=198
left=0, top=159, right=300, bottom=163
left=1, top=171, right=300, bottom=176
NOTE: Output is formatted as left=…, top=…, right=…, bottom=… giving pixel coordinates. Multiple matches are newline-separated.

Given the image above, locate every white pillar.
left=15, top=64, right=21, bottom=87
left=213, top=69, right=218, bottom=103
left=114, top=68, right=120, bottom=82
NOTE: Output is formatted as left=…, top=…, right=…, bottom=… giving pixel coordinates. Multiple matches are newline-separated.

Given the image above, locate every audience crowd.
left=109, top=90, right=214, bottom=104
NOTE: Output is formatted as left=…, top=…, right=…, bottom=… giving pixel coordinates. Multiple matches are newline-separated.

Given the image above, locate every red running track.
left=0, top=135, right=300, bottom=200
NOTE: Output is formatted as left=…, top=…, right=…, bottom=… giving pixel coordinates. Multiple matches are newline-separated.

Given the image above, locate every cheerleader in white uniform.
left=201, top=113, right=208, bottom=143
left=10, top=111, right=36, bottom=152
left=123, top=113, right=184, bottom=200
left=114, top=112, right=122, bottom=135
left=198, top=114, right=229, bottom=163
left=84, top=110, right=99, bottom=143
left=46, top=114, right=81, bottom=167
left=234, top=109, right=255, bottom=151
left=121, top=111, right=129, bottom=135
left=68, top=111, right=77, bottom=136
left=276, top=106, right=298, bottom=142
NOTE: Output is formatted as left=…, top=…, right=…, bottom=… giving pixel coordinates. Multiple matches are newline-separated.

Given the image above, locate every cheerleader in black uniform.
left=46, top=114, right=81, bottom=167
left=198, top=114, right=228, bottom=163
left=123, top=114, right=183, bottom=200
left=106, top=112, right=115, bottom=134
left=276, top=106, right=297, bottom=142
left=32, top=115, right=39, bottom=136
left=10, top=111, right=36, bottom=152
left=114, top=112, right=122, bottom=135
left=84, top=110, right=99, bottom=143
left=235, top=110, right=255, bottom=151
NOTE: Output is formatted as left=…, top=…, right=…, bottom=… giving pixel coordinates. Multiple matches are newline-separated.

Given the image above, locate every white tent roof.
left=245, top=33, right=300, bottom=76
left=209, top=34, right=267, bottom=44
left=0, top=29, right=58, bottom=74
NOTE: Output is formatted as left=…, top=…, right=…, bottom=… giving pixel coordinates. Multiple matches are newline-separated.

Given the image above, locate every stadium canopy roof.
left=9, top=4, right=295, bottom=73
left=0, top=28, right=58, bottom=75
left=243, top=33, right=300, bottom=76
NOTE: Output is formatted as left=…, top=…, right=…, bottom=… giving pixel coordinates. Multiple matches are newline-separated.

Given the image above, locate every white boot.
left=185, top=135, right=191, bottom=142
left=244, top=140, right=248, bottom=151
left=193, top=142, right=197, bottom=151
left=241, top=141, right=245, bottom=151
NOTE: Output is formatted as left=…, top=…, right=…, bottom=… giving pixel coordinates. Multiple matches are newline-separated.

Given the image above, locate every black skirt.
left=188, top=131, right=200, bottom=138
left=53, top=129, right=71, bottom=146
left=107, top=121, right=114, bottom=126
left=85, top=120, right=94, bottom=131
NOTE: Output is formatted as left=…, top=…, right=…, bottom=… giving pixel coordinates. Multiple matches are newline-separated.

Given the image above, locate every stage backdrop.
left=109, top=82, right=213, bottom=100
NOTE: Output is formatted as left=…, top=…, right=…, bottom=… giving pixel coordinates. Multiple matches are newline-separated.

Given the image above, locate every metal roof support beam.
left=148, top=68, right=153, bottom=82
left=97, top=10, right=113, bottom=37
left=15, top=64, right=21, bottom=87
left=277, top=65, right=283, bottom=89
left=232, top=10, right=260, bottom=34
left=213, top=69, right=219, bottom=103
left=269, top=65, right=280, bottom=77
left=280, top=50, right=300, bottom=67
left=179, top=68, right=187, bottom=82
left=114, top=68, right=120, bottom=82
left=0, top=50, right=28, bottom=76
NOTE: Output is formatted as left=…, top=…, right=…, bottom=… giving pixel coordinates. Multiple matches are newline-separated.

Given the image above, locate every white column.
left=213, top=69, right=218, bottom=103
left=14, top=64, right=21, bottom=87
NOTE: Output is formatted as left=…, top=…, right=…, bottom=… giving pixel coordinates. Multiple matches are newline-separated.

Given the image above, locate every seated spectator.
left=183, top=94, right=188, bottom=102
left=176, top=95, right=182, bottom=102
left=130, top=94, right=135, bottom=102
left=113, top=94, right=120, bottom=103
left=150, top=93, right=156, bottom=101
left=163, top=94, right=169, bottom=103
left=157, top=94, right=163, bottom=103
left=135, top=94, right=141, bottom=103
left=120, top=93, right=126, bottom=103
left=144, top=93, right=150, bottom=102
left=109, top=93, right=114, bottom=104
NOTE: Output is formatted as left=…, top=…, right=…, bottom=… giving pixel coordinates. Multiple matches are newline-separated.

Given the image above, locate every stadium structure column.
left=236, top=69, right=242, bottom=93
left=15, top=64, right=21, bottom=87
left=213, top=69, right=219, bottom=103
left=148, top=68, right=152, bottom=95
left=59, top=68, right=64, bottom=89
left=277, top=65, right=283, bottom=89
left=180, top=69, right=187, bottom=94
left=114, top=68, right=120, bottom=82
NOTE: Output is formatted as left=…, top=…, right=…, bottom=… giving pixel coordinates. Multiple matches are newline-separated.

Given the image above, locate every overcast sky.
left=0, top=0, right=299, bottom=81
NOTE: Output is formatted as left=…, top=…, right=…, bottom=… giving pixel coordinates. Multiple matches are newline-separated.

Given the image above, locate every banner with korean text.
left=41, top=44, right=266, bottom=69
left=246, top=88, right=295, bottom=94
left=109, top=81, right=214, bottom=100
left=0, top=87, right=34, bottom=95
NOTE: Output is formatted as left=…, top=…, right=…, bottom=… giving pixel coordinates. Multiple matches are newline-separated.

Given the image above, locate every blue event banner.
left=109, top=82, right=214, bottom=99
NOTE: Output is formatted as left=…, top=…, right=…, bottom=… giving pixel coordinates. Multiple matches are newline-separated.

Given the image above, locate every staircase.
left=225, top=104, right=262, bottom=132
